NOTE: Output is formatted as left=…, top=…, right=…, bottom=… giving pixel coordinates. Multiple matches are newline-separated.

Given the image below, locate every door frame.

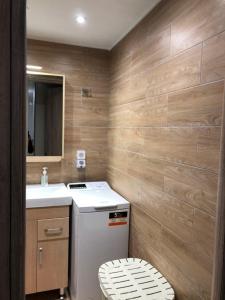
left=0, top=0, right=26, bottom=299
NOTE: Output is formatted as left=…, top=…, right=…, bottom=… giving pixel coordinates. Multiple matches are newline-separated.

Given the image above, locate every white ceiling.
left=27, top=0, right=161, bottom=50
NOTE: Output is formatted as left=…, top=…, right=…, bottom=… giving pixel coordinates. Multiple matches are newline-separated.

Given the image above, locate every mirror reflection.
left=26, top=72, right=64, bottom=157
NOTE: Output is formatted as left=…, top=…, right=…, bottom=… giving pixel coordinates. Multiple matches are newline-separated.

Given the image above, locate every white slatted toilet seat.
left=98, top=258, right=175, bottom=300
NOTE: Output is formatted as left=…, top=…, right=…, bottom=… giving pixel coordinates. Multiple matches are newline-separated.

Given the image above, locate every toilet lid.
left=98, top=258, right=175, bottom=300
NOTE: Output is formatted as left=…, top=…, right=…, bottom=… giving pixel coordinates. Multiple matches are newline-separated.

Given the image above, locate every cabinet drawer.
left=38, top=217, right=69, bottom=241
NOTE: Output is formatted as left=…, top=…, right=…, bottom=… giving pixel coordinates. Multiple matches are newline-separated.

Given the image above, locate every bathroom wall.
left=107, top=0, right=225, bottom=299
left=26, top=39, right=110, bottom=183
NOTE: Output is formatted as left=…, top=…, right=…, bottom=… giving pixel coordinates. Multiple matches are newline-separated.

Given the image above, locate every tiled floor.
left=26, top=290, right=70, bottom=300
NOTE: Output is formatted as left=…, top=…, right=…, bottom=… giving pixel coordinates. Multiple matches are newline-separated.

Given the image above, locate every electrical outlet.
left=76, top=150, right=86, bottom=160
left=76, top=159, right=86, bottom=169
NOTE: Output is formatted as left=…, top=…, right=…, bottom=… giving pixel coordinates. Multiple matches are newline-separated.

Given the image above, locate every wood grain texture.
left=37, top=239, right=68, bottom=292
left=108, top=126, right=221, bottom=172
left=27, top=206, right=69, bottom=221
left=109, top=148, right=218, bottom=216
left=107, top=1, right=225, bottom=299
left=110, top=95, right=168, bottom=127
left=0, top=0, right=26, bottom=299
left=167, top=81, right=224, bottom=126
left=26, top=39, right=109, bottom=184
left=130, top=26, right=171, bottom=76
left=25, top=220, right=37, bottom=294
left=171, top=0, right=225, bottom=55
left=38, top=217, right=69, bottom=241
left=11, top=1, right=26, bottom=299
left=146, top=45, right=201, bottom=97
left=211, top=46, right=225, bottom=299
left=202, top=30, right=225, bottom=83
left=0, top=1, right=11, bottom=297
left=26, top=207, right=70, bottom=294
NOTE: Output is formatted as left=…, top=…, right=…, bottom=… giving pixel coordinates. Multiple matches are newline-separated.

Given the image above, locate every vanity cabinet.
left=25, top=206, right=70, bottom=295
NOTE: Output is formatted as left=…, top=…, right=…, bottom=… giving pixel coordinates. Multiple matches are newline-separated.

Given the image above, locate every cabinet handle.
left=39, top=247, right=43, bottom=266
left=44, top=227, right=63, bottom=236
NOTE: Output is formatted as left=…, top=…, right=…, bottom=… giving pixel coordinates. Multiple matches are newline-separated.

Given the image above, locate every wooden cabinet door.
left=37, top=239, right=68, bottom=292
left=25, top=220, right=37, bottom=294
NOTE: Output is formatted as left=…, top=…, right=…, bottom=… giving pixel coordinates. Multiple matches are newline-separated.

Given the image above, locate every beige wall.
left=107, top=0, right=225, bottom=299
left=26, top=39, right=110, bottom=184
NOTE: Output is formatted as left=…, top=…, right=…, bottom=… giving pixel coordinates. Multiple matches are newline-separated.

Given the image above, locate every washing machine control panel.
left=68, top=181, right=110, bottom=191
left=69, top=183, right=87, bottom=189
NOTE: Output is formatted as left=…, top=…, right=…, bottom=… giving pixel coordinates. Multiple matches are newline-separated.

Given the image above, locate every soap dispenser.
left=41, top=167, right=48, bottom=186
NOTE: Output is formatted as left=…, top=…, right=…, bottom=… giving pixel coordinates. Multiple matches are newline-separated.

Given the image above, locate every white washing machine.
left=67, top=181, right=130, bottom=300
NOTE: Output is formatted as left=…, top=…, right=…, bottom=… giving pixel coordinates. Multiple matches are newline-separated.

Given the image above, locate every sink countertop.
left=26, top=183, right=73, bottom=208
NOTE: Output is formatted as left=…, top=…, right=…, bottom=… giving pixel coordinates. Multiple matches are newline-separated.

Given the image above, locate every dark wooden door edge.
left=0, top=1, right=12, bottom=297
left=211, top=87, right=225, bottom=299
left=10, top=0, right=26, bottom=299
left=0, top=0, right=26, bottom=299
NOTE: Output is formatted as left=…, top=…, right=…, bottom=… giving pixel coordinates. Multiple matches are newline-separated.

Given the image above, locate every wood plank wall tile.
left=26, top=39, right=110, bottom=184
left=108, top=0, right=225, bottom=299
left=171, top=0, right=225, bottom=55
left=110, top=95, right=168, bottom=127
left=130, top=26, right=171, bottom=75
left=202, top=30, right=225, bottom=83
left=167, top=81, right=224, bottom=126
left=146, top=45, right=201, bottom=97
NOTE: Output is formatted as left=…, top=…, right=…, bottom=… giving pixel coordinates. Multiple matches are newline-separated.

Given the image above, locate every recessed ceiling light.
left=26, top=65, right=42, bottom=70
left=76, top=15, right=86, bottom=25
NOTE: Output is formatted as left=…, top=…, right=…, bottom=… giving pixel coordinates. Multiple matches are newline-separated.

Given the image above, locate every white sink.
left=26, top=183, right=72, bottom=208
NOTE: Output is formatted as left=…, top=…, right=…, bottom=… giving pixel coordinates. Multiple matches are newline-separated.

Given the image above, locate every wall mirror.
left=26, top=71, right=65, bottom=162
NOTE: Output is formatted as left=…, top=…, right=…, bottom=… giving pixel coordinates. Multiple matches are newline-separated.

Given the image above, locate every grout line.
left=202, top=27, right=225, bottom=45
left=109, top=146, right=219, bottom=175
left=219, top=81, right=225, bottom=156
left=108, top=166, right=216, bottom=219
left=200, top=42, right=204, bottom=84
left=108, top=125, right=221, bottom=129
left=116, top=41, right=203, bottom=77
left=64, top=126, right=109, bottom=128
left=110, top=79, right=225, bottom=107
left=169, top=23, right=173, bottom=57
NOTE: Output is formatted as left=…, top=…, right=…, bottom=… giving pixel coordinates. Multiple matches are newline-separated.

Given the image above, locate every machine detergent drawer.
left=38, top=217, right=69, bottom=241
